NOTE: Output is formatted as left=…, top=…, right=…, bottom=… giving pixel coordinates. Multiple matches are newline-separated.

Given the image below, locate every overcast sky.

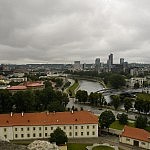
left=0, top=0, right=150, bottom=64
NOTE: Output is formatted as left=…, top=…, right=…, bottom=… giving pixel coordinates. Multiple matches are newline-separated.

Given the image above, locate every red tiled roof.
left=121, top=125, right=150, bottom=142
left=7, top=86, right=27, bottom=90
left=0, top=111, right=98, bottom=127
left=26, top=82, right=44, bottom=87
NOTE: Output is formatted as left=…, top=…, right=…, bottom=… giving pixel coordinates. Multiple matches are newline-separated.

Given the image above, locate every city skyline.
left=0, top=0, right=150, bottom=64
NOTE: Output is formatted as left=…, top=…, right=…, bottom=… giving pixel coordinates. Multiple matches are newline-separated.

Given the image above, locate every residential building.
left=95, top=58, right=100, bottom=72
left=120, top=126, right=150, bottom=149
left=125, top=77, right=147, bottom=88
left=0, top=111, right=98, bottom=140
left=73, top=61, right=81, bottom=71
left=7, top=81, right=44, bottom=93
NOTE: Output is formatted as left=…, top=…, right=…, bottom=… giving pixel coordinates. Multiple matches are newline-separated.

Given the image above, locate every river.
left=66, top=80, right=112, bottom=112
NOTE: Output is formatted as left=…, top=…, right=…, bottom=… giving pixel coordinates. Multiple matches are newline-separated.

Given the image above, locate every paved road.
left=67, top=98, right=150, bottom=121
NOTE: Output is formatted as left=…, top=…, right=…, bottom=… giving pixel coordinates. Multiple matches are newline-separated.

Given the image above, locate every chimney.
left=21, top=112, right=24, bottom=117
left=53, top=111, right=56, bottom=115
left=10, top=112, right=13, bottom=117
left=71, top=110, right=74, bottom=114
left=46, top=111, right=49, bottom=115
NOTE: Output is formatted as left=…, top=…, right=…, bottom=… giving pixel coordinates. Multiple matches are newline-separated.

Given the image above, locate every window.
left=81, top=132, right=83, bottom=136
left=27, top=134, right=30, bottom=137
left=15, top=134, right=18, bottom=138
left=39, top=133, right=42, bottom=137
left=75, top=126, right=77, bottom=129
left=81, top=126, right=83, bottom=129
left=33, top=133, right=36, bottom=137
left=45, top=133, right=47, bottom=137
left=21, top=134, right=24, bottom=138
left=51, top=127, right=53, bottom=130
left=45, top=127, right=47, bottom=130
left=87, top=126, right=89, bottom=129
left=126, top=138, right=130, bottom=142
left=15, top=128, right=17, bottom=131
left=141, top=142, right=145, bottom=145
left=75, top=132, right=77, bottom=136
left=70, top=126, right=72, bottom=129
left=27, top=127, right=30, bottom=131
left=64, top=126, right=66, bottom=130
left=93, top=125, right=95, bottom=129
left=92, top=132, right=95, bottom=135
left=33, top=127, right=35, bottom=130
left=39, top=127, right=41, bottom=130
left=21, top=128, right=23, bottom=131
left=4, top=135, right=7, bottom=138
left=4, top=128, right=7, bottom=132
left=87, top=132, right=89, bottom=135
left=69, top=132, right=72, bottom=136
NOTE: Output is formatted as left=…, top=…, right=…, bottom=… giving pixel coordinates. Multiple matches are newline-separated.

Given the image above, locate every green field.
left=110, top=120, right=134, bottom=130
left=67, top=143, right=91, bottom=150
left=136, top=93, right=150, bottom=101
left=92, top=146, right=114, bottom=150
left=67, top=82, right=79, bottom=97
left=110, top=120, right=150, bottom=132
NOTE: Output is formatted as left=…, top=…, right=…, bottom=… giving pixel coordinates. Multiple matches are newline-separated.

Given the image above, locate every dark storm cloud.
left=0, top=0, right=149, bottom=64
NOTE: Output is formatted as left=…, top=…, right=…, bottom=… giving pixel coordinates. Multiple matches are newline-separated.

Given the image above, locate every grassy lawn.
left=92, top=146, right=114, bottom=150
left=136, top=93, right=150, bottom=101
left=110, top=120, right=150, bottom=132
left=67, top=82, right=79, bottom=97
left=145, top=126, right=150, bottom=132
left=67, top=143, right=91, bottom=150
left=110, top=120, right=135, bottom=130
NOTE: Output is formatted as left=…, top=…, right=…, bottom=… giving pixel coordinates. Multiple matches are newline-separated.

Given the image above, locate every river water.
left=66, top=80, right=112, bottom=112
left=78, top=80, right=103, bottom=94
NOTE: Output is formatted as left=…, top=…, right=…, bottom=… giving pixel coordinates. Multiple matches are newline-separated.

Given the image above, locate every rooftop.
left=121, top=125, right=150, bottom=142
left=26, top=81, right=44, bottom=87
left=7, top=86, right=27, bottom=90
left=0, top=111, right=98, bottom=127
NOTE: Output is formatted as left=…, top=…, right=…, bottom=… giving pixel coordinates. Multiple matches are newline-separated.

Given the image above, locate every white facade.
left=0, top=124, right=98, bottom=140
left=120, top=136, right=150, bottom=149
left=126, top=77, right=147, bottom=88
left=73, top=61, right=81, bottom=71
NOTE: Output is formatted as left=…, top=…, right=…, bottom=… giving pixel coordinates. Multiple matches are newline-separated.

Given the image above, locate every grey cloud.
left=0, top=0, right=149, bottom=64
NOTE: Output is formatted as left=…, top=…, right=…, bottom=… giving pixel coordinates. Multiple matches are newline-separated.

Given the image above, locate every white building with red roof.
left=120, top=125, right=150, bottom=149
left=7, top=81, right=45, bottom=93
left=0, top=111, right=98, bottom=140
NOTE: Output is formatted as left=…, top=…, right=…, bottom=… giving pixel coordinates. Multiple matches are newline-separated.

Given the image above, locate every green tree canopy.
left=124, top=98, right=132, bottom=112
left=135, top=115, right=147, bottom=129
left=99, top=110, right=115, bottom=130
left=118, top=113, right=128, bottom=125
left=111, top=95, right=120, bottom=110
left=49, top=127, right=68, bottom=145
left=109, top=74, right=126, bottom=89
left=75, top=90, right=88, bottom=103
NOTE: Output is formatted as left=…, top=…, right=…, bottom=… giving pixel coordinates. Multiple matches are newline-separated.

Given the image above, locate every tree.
left=134, top=99, right=143, bottom=113
left=124, top=98, right=132, bottom=112
left=134, top=82, right=140, bottom=89
left=49, top=127, right=68, bottom=145
left=99, top=110, right=115, bottom=131
left=109, top=74, right=126, bottom=89
left=75, top=90, right=88, bottom=103
left=111, top=95, right=120, bottom=110
left=119, top=113, right=128, bottom=125
left=135, top=115, right=147, bottom=129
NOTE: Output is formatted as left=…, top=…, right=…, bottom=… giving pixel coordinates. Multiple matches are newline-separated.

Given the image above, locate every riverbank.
left=67, top=81, right=79, bottom=98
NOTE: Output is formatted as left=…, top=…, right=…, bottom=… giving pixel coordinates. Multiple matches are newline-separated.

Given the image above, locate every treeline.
left=76, top=90, right=106, bottom=106
left=0, top=81, right=69, bottom=113
left=111, top=93, right=150, bottom=114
